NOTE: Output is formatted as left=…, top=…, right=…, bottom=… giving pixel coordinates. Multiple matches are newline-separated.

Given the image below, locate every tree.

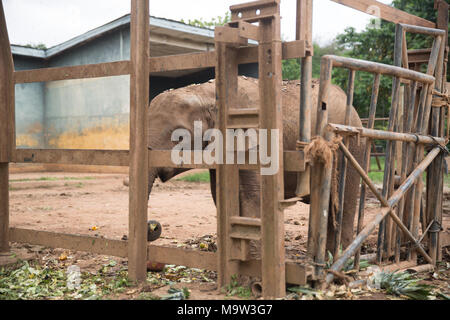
left=333, top=0, right=448, bottom=120
left=282, top=42, right=341, bottom=80
left=181, top=12, right=231, bottom=29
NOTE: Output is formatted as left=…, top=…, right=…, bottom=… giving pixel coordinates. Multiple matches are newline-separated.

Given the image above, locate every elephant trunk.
left=147, top=168, right=158, bottom=199
left=122, top=168, right=158, bottom=201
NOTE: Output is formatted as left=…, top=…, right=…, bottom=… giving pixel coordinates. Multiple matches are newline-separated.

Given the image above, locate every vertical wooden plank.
left=0, top=1, right=13, bottom=252
left=296, top=0, right=313, bottom=198
left=259, top=13, right=285, bottom=298
left=128, top=0, right=149, bottom=282
left=215, top=41, right=240, bottom=287
left=308, top=57, right=332, bottom=259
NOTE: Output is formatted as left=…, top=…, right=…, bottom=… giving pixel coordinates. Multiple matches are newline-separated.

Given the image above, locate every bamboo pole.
left=325, top=144, right=440, bottom=284
left=334, top=69, right=355, bottom=257
left=355, top=73, right=380, bottom=269
left=128, top=0, right=150, bottom=282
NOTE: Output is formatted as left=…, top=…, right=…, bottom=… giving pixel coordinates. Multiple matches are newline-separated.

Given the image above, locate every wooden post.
left=259, top=13, right=285, bottom=299
left=309, top=56, right=333, bottom=281
left=128, top=0, right=149, bottom=282
left=215, top=41, right=240, bottom=287
left=296, top=0, right=313, bottom=198
left=0, top=1, right=14, bottom=253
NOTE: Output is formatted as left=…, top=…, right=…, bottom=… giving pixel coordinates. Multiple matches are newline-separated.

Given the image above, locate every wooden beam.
left=331, top=0, right=436, bottom=28
left=12, top=41, right=308, bottom=83
left=148, top=150, right=305, bottom=172
left=13, top=149, right=129, bottom=166
left=12, top=149, right=305, bottom=172
left=128, top=0, right=149, bottom=283
left=149, top=40, right=307, bottom=74
left=0, top=1, right=14, bottom=163
left=9, top=228, right=128, bottom=257
left=9, top=227, right=312, bottom=285
left=13, top=61, right=131, bottom=84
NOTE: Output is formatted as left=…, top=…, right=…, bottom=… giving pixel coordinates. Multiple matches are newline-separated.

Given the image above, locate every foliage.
left=325, top=249, right=371, bottom=271
left=181, top=12, right=231, bottom=29
left=282, top=42, right=341, bottom=80
left=224, top=275, right=252, bottom=299
left=24, top=43, right=47, bottom=50
left=373, top=271, right=433, bottom=300
left=176, top=171, right=210, bottom=182
left=334, top=0, right=449, bottom=118
left=0, top=260, right=132, bottom=300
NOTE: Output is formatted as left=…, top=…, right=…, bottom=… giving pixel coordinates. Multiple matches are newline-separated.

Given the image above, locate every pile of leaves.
left=371, top=271, right=434, bottom=300
left=0, top=260, right=132, bottom=300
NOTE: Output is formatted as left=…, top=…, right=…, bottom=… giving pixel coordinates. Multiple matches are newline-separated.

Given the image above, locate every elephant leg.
left=326, top=137, right=363, bottom=252
left=209, top=169, right=217, bottom=206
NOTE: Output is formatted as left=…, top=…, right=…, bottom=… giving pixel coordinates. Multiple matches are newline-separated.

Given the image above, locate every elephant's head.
left=146, top=81, right=217, bottom=194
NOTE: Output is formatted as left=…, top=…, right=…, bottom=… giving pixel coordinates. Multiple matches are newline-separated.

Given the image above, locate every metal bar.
left=128, top=0, right=150, bottom=283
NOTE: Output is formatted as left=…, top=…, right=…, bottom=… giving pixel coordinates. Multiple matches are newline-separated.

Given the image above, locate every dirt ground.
left=4, top=170, right=450, bottom=300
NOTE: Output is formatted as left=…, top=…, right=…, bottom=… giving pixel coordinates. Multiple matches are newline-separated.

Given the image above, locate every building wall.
left=13, top=26, right=258, bottom=152
left=44, top=28, right=131, bottom=150
left=14, top=56, right=47, bottom=149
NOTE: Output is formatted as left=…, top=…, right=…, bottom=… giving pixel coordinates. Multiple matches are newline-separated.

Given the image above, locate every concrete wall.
left=13, top=25, right=258, bottom=152
left=14, top=56, right=47, bottom=149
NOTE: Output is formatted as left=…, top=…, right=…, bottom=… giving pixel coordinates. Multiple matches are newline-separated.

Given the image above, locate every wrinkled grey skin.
left=145, top=77, right=363, bottom=251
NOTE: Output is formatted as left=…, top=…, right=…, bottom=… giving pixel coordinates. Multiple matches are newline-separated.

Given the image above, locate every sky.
left=3, top=0, right=393, bottom=48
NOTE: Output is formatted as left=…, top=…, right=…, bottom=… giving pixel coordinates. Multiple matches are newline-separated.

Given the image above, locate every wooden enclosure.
left=0, top=0, right=449, bottom=299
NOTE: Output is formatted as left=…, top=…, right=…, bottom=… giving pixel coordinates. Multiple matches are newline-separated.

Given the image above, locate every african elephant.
left=144, top=76, right=363, bottom=251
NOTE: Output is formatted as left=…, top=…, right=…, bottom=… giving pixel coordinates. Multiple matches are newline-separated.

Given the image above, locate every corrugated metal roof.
left=11, top=14, right=215, bottom=59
